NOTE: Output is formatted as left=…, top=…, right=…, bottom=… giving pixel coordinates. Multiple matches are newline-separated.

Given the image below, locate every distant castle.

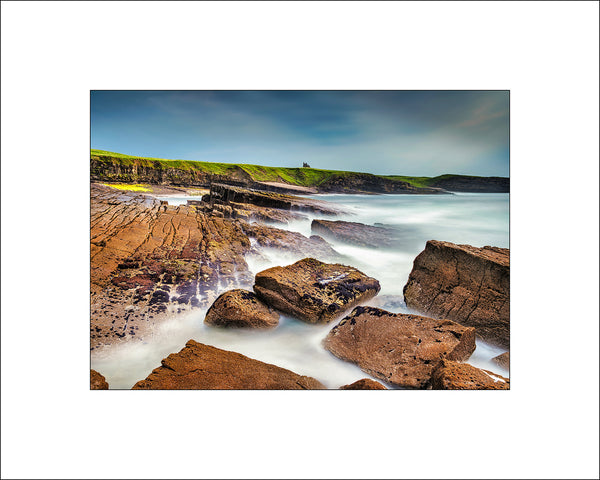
left=302, top=162, right=311, bottom=168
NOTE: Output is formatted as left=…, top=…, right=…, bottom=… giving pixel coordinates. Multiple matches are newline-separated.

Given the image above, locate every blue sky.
left=91, top=90, right=509, bottom=177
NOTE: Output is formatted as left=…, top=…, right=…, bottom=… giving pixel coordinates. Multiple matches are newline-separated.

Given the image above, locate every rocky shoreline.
left=91, top=181, right=510, bottom=389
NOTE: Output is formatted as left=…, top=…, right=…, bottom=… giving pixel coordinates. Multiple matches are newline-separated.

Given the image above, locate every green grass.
left=92, top=149, right=504, bottom=189
left=92, top=149, right=363, bottom=187
left=384, top=175, right=434, bottom=188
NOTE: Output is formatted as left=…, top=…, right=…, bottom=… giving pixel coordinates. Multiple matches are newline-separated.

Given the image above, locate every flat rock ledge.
left=253, top=258, right=380, bottom=324
left=323, top=306, right=476, bottom=389
left=340, top=379, right=387, bottom=390
left=403, top=240, right=509, bottom=348
left=132, top=340, right=325, bottom=390
left=205, top=289, right=279, bottom=328
left=311, top=219, right=400, bottom=249
left=430, top=360, right=510, bottom=390
left=90, top=369, right=109, bottom=390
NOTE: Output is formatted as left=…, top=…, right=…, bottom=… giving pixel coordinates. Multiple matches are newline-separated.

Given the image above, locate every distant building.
left=302, top=162, right=311, bottom=168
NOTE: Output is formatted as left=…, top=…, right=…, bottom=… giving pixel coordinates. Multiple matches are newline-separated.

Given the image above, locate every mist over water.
left=91, top=193, right=509, bottom=389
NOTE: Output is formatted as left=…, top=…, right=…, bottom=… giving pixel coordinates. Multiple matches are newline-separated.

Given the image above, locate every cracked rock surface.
left=132, top=340, right=325, bottom=389
left=253, top=258, right=380, bottom=324
left=403, top=240, right=509, bottom=348
left=323, top=306, right=476, bottom=389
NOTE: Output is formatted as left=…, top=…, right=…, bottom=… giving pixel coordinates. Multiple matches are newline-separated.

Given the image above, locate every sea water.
left=91, top=193, right=509, bottom=389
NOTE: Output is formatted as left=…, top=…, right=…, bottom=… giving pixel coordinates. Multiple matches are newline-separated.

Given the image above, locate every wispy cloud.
left=91, top=90, right=509, bottom=176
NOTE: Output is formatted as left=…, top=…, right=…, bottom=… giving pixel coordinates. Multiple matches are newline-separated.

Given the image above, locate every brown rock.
left=340, top=378, right=387, bottom=390
left=132, top=340, right=325, bottom=390
left=403, top=240, right=509, bottom=348
left=323, top=306, right=476, bottom=389
left=90, top=369, right=109, bottom=389
left=430, top=360, right=510, bottom=390
left=209, top=183, right=342, bottom=216
left=90, top=183, right=254, bottom=349
left=254, top=258, right=381, bottom=324
left=491, top=352, right=510, bottom=370
left=241, top=223, right=342, bottom=261
left=204, top=289, right=279, bottom=328
left=311, top=219, right=400, bottom=248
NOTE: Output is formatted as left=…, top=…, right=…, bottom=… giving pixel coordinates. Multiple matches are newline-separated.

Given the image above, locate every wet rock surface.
left=254, top=258, right=381, bottom=324
left=132, top=340, right=325, bottom=389
left=430, top=360, right=510, bottom=390
left=209, top=183, right=342, bottom=216
left=90, top=369, right=109, bottom=389
left=339, top=378, right=387, bottom=390
left=311, top=219, right=401, bottom=248
left=403, top=240, right=510, bottom=348
left=323, top=306, right=476, bottom=389
left=90, top=183, right=253, bottom=349
left=241, top=223, right=343, bottom=262
left=205, top=289, right=279, bottom=328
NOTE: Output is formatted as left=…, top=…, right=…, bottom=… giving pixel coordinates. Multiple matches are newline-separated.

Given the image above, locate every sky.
left=90, top=90, right=509, bottom=177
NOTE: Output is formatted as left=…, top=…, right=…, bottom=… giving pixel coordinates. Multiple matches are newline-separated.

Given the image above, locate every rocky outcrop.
left=340, top=379, right=387, bottom=390
left=209, top=183, right=341, bottom=216
left=90, top=369, right=109, bottom=389
left=204, top=289, right=279, bottom=328
left=323, top=306, right=476, bottom=389
left=491, top=352, right=510, bottom=370
left=430, top=360, right=510, bottom=390
left=90, top=184, right=254, bottom=349
left=254, top=258, right=381, bottom=324
left=132, top=340, right=325, bottom=389
left=241, top=223, right=343, bottom=262
left=311, top=219, right=400, bottom=248
left=403, top=240, right=509, bottom=348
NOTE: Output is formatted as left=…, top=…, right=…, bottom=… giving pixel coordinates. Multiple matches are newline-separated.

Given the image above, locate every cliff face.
left=90, top=154, right=508, bottom=194
left=317, top=173, right=445, bottom=194
left=90, top=156, right=252, bottom=186
left=428, top=175, right=509, bottom=193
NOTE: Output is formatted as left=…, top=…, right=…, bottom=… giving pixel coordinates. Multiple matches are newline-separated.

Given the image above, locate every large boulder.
left=323, top=306, right=476, bottom=389
left=90, top=369, right=109, bottom=389
left=204, top=289, right=279, bottom=328
left=253, top=258, right=380, bottom=324
left=311, top=219, right=400, bottom=249
left=430, top=360, right=510, bottom=390
left=132, top=340, right=325, bottom=390
left=340, top=378, right=387, bottom=390
left=403, top=240, right=509, bottom=348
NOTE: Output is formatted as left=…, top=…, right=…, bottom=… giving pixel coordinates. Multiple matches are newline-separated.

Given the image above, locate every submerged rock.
left=403, top=240, right=510, bottom=348
left=491, top=352, right=510, bottom=370
left=132, top=340, right=325, bottom=390
left=340, top=379, right=387, bottom=390
left=430, top=360, right=510, bottom=390
left=253, top=258, right=380, bottom=324
left=323, top=306, right=476, bottom=389
left=204, top=289, right=279, bottom=328
left=241, top=223, right=342, bottom=261
left=311, top=219, right=400, bottom=248
left=90, top=369, right=109, bottom=390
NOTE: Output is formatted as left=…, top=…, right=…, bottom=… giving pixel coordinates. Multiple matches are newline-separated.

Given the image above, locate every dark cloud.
left=91, top=90, right=509, bottom=176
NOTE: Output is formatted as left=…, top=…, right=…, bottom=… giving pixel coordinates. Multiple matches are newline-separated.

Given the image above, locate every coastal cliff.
left=91, top=150, right=508, bottom=194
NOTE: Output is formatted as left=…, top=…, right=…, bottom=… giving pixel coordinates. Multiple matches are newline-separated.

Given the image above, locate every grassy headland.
left=91, top=150, right=508, bottom=193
